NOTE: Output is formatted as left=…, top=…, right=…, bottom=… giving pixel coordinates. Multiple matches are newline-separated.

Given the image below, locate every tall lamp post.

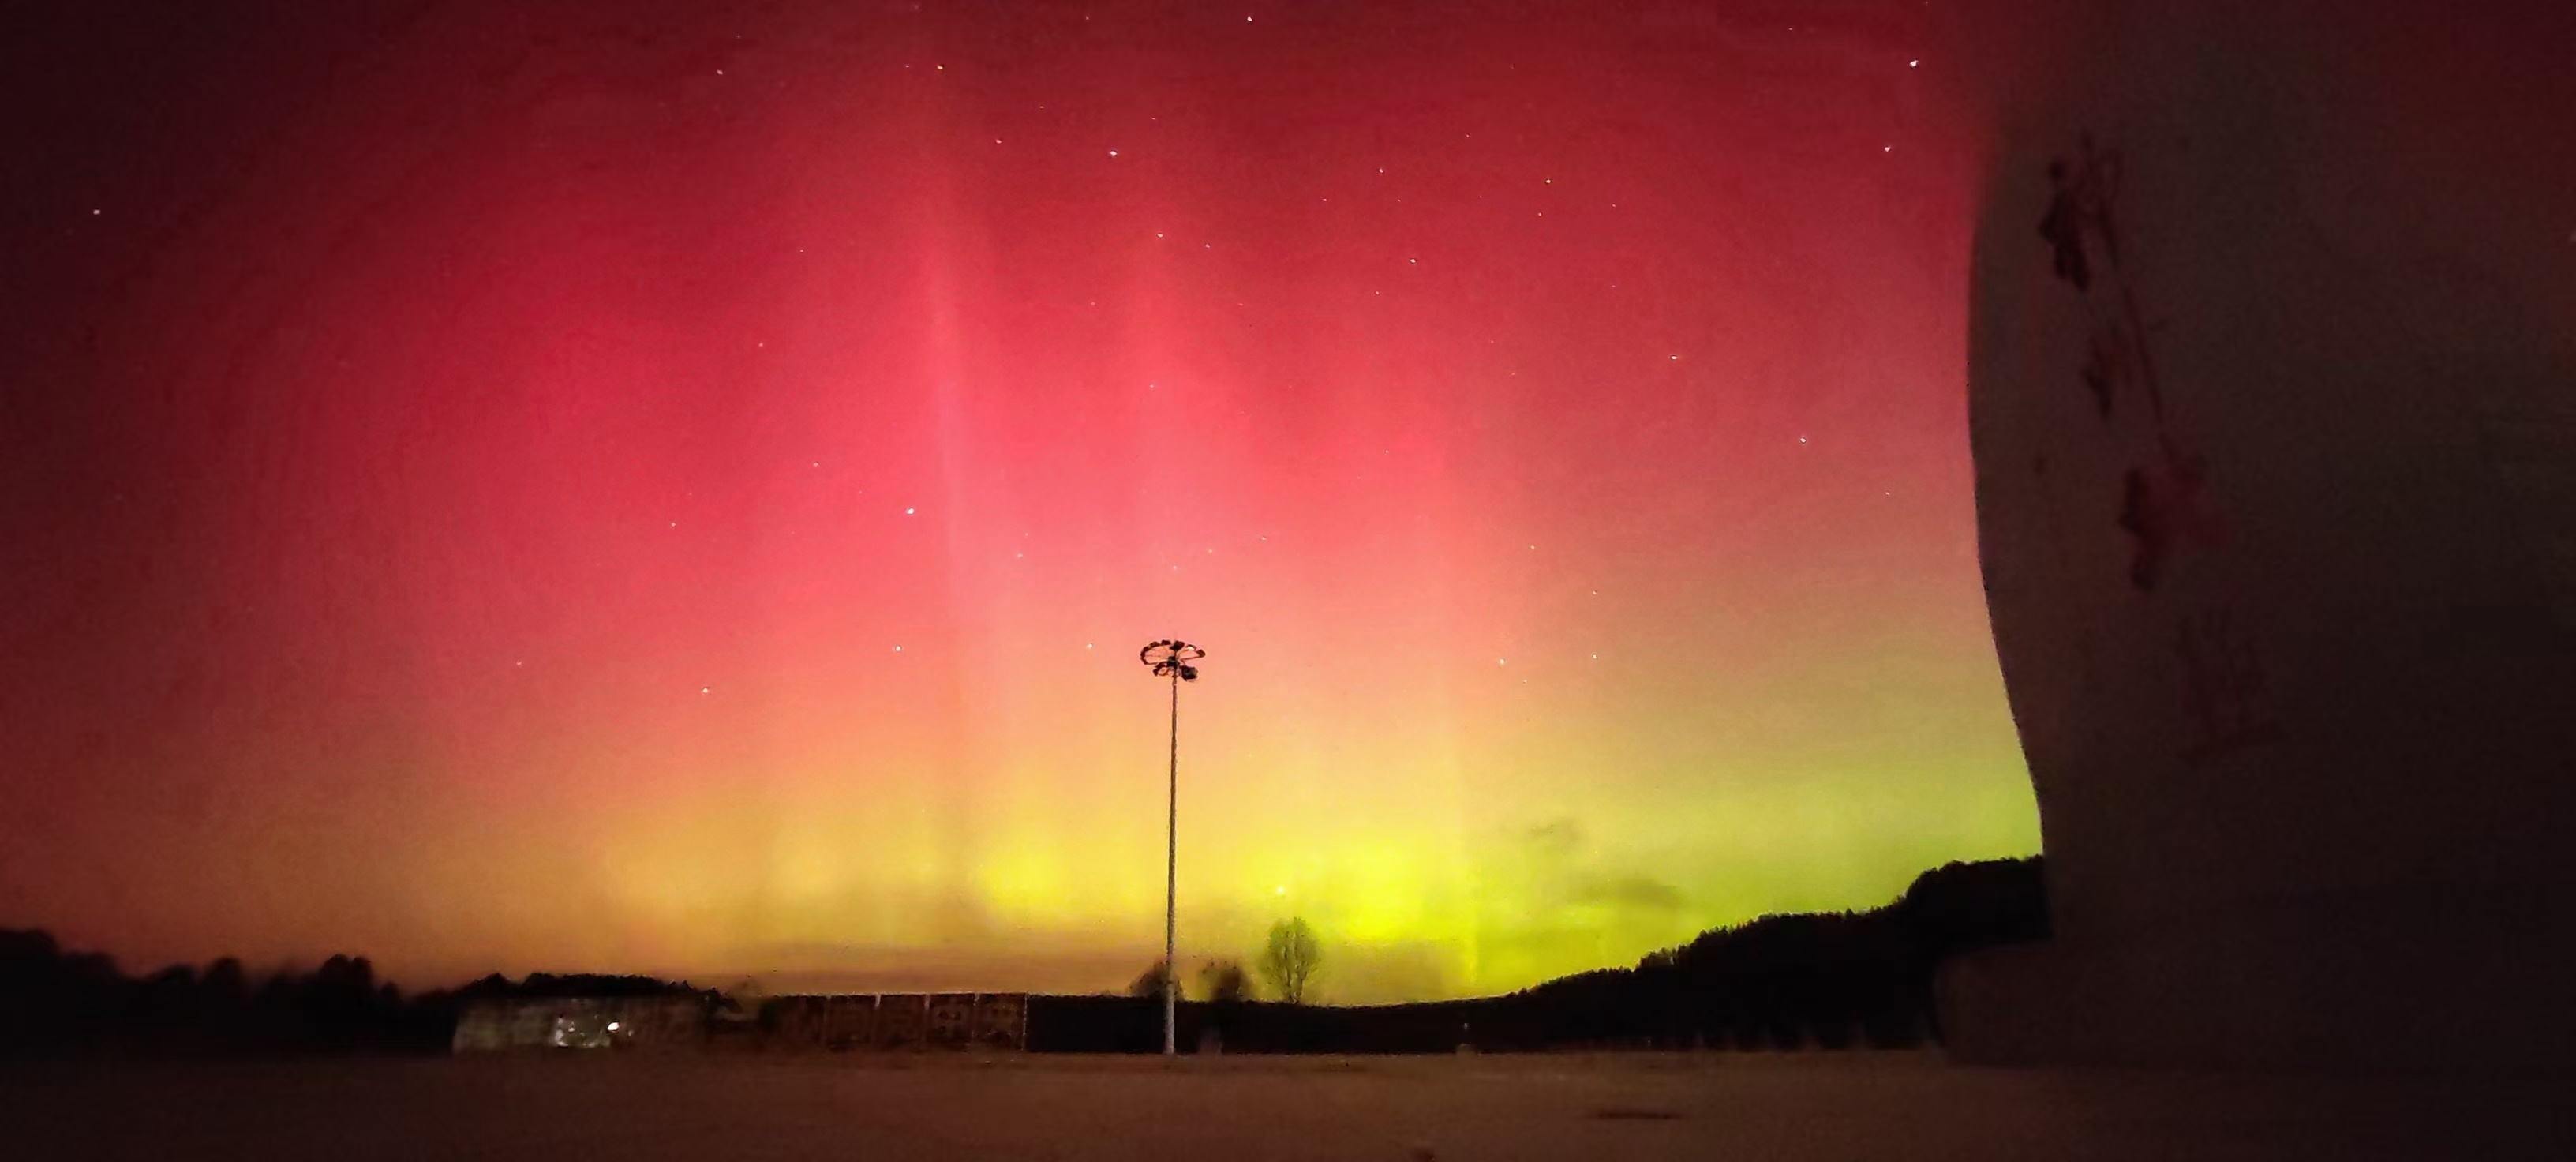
left=1138, top=639, right=1204, bottom=1056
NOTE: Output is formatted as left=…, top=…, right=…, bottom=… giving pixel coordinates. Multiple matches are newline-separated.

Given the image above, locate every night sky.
left=2, top=1, right=2046, bottom=1001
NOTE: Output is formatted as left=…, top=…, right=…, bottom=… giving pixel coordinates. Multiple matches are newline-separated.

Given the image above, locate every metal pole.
left=1164, top=663, right=1179, bottom=1056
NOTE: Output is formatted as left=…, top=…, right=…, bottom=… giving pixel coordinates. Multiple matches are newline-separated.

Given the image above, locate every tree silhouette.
left=1258, top=917, right=1322, bottom=1005
left=1197, top=958, right=1251, bottom=1003
left=1128, top=958, right=1171, bottom=1000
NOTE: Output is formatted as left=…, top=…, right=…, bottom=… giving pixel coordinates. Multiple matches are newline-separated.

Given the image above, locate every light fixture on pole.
left=1138, top=638, right=1204, bottom=1057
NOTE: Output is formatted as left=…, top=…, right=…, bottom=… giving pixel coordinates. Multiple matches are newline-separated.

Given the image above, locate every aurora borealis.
left=2, top=1, right=2043, bottom=1002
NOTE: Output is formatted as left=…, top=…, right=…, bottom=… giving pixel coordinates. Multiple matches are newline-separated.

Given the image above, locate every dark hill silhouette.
left=1496, top=855, right=2049, bottom=1050
left=1025, top=857, right=2048, bottom=1052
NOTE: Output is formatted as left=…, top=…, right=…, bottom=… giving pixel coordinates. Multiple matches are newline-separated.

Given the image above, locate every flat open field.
left=6, top=1051, right=2569, bottom=1160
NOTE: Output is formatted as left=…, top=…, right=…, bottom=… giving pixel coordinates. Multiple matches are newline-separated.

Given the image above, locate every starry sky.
left=2, top=1, right=2046, bottom=1002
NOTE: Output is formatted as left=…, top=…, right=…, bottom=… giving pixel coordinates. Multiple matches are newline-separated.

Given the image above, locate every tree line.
left=0, top=930, right=706, bottom=1056
left=1482, top=856, right=2049, bottom=1050
left=1128, top=916, right=1323, bottom=1006
left=2, top=857, right=2044, bottom=1055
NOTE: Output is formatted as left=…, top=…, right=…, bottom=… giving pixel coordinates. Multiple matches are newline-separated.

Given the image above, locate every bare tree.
left=1128, top=959, right=1171, bottom=1000
left=1258, top=917, right=1322, bottom=1005
left=1197, top=958, right=1251, bottom=1003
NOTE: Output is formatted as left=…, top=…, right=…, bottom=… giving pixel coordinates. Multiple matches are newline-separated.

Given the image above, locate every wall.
left=756, top=993, right=1028, bottom=1051
left=1952, top=0, right=2576, bottom=1073
left=450, top=995, right=711, bottom=1053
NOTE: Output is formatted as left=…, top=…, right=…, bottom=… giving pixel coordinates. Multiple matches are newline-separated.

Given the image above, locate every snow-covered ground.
left=7, top=1051, right=2568, bottom=1160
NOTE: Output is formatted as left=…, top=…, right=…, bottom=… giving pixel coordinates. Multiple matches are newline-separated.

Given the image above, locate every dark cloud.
left=1311, top=939, right=1455, bottom=1006
left=1567, top=874, right=1686, bottom=913
left=1525, top=818, right=1582, bottom=855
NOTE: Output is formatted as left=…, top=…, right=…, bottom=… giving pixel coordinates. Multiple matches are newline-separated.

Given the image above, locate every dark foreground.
left=6, top=1051, right=2569, bottom=1160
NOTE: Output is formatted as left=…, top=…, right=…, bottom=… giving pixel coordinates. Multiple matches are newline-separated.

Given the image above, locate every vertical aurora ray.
left=2, top=1, right=2041, bottom=1001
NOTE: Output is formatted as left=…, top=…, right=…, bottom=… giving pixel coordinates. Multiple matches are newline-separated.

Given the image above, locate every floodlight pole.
left=1140, top=639, right=1200, bottom=1058
left=1163, top=658, right=1179, bottom=1057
